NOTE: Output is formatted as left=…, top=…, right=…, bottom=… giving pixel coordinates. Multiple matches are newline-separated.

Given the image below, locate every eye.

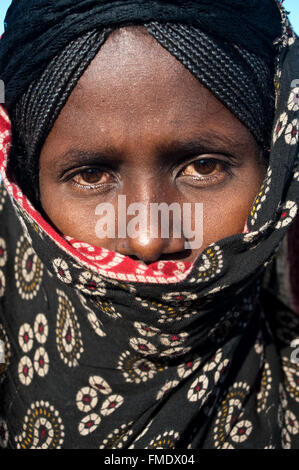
left=181, top=159, right=222, bottom=176
left=70, top=168, right=114, bottom=188
left=178, top=158, right=233, bottom=185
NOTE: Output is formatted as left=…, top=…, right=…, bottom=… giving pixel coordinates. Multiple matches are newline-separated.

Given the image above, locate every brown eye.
left=193, top=159, right=218, bottom=175
left=177, top=157, right=234, bottom=188
left=73, top=168, right=110, bottom=186
left=181, top=159, right=220, bottom=177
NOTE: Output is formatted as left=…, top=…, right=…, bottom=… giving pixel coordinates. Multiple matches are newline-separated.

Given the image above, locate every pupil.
left=82, top=169, right=102, bottom=183
left=194, top=159, right=216, bottom=175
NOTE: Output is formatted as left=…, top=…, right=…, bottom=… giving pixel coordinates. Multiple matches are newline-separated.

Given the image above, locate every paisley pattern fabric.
left=0, top=1, right=299, bottom=449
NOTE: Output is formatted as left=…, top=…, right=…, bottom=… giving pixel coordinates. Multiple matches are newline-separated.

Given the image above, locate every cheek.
left=43, top=204, right=110, bottom=248
left=39, top=181, right=99, bottom=242
left=202, top=196, right=249, bottom=247
left=197, top=165, right=265, bottom=249
left=40, top=184, right=121, bottom=249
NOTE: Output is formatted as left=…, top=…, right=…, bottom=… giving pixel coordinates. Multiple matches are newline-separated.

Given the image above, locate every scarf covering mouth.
left=0, top=0, right=298, bottom=450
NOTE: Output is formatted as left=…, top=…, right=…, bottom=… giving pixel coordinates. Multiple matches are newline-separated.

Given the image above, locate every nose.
left=114, top=194, right=189, bottom=265
left=116, top=231, right=188, bottom=265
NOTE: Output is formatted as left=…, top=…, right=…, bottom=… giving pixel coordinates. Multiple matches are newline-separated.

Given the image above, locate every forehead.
left=43, top=26, right=254, bottom=154
left=67, top=26, right=210, bottom=117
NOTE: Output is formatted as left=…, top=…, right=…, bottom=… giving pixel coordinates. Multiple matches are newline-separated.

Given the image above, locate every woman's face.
left=39, top=27, right=266, bottom=265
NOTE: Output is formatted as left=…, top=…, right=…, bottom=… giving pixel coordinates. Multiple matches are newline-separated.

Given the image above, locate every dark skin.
left=39, top=26, right=266, bottom=265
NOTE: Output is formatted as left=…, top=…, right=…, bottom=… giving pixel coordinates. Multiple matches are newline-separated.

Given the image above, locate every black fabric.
left=0, top=0, right=282, bottom=110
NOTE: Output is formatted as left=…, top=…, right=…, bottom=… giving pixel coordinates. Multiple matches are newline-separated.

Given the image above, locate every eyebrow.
left=53, top=150, right=123, bottom=173
left=53, top=131, right=251, bottom=172
left=157, top=132, right=251, bottom=160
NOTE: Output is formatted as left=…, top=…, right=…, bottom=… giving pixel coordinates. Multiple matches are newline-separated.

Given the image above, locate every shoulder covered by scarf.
left=0, top=0, right=299, bottom=449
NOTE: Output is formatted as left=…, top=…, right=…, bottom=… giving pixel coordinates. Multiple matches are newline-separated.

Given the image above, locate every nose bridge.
left=115, top=175, right=186, bottom=263
left=126, top=166, right=170, bottom=206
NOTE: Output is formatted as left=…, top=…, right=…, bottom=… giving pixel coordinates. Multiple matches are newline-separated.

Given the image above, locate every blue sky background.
left=0, top=0, right=298, bottom=34
left=0, top=0, right=11, bottom=33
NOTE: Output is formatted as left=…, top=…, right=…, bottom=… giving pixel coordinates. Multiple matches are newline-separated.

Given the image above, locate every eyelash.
left=177, top=158, right=235, bottom=186
left=66, top=167, right=118, bottom=193
left=65, top=157, right=235, bottom=192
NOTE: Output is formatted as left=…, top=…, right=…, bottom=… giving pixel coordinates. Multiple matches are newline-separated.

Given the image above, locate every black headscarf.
left=0, top=0, right=281, bottom=110
left=0, top=0, right=299, bottom=450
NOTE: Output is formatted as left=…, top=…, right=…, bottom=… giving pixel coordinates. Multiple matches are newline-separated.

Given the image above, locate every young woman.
left=0, top=0, right=298, bottom=449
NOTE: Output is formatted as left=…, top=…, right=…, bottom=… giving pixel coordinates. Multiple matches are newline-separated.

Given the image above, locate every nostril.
left=127, top=249, right=192, bottom=265
left=158, top=249, right=192, bottom=261
left=127, top=254, right=160, bottom=266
